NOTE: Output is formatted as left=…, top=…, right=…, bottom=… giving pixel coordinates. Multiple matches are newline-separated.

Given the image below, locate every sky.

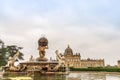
left=0, top=0, right=120, bottom=66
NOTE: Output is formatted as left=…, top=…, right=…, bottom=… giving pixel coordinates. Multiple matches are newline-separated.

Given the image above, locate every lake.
left=1, top=72, right=120, bottom=80
left=67, top=72, right=120, bottom=80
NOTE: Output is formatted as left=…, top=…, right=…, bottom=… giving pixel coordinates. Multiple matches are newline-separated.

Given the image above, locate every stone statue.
left=54, top=50, right=66, bottom=70
left=6, top=51, right=26, bottom=71
left=37, top=37, right=48, bottom=61
left=56, top=50, right=65, bottom=66
left=29, top=55, right=34, bottom=61
left=7, top=51, right=20, bottom=71
left=38, top=46, right=48, bottom=58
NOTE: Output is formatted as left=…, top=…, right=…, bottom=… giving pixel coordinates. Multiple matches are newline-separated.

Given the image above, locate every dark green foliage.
left=0, top=40, right=7, bottom=66
left=70, top=67, right=120, bottom=72
left=0, top=39, right=24, bottom=66
left=6, top=45, right=24, bottom=60
left=0, top=47, right=7, bottom=66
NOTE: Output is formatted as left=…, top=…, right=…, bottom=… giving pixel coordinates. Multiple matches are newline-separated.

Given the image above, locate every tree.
left=0, top=39, right=7, bottom=66
left=0, top=39, right=24, bottom=66
left=6, top=45, right=24, bottom=60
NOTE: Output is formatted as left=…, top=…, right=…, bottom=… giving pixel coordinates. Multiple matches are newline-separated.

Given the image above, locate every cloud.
left=0, top=0, right=120, bottom=66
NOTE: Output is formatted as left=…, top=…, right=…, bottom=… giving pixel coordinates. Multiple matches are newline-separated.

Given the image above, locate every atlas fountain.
left=2, top=36, right=69, bottom=80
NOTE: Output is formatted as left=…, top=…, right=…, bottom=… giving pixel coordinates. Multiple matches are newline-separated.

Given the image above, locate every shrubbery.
left=70, top=67, right=120, bottom=72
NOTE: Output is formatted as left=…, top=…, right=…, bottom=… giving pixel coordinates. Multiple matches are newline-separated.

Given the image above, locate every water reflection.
left=66, top=72, right=106, bottom=80
left=1, top=72, right=120, bottom=80
left=66, top=72, right=120, bottom=80
left=33, top=74, right=66, bottom=80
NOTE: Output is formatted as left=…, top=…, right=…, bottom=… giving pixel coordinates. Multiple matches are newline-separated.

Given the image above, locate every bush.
left=69, top=67, right=120, bottom=72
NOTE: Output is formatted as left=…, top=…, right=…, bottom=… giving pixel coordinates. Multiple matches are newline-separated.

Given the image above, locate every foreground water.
left=1, top=72, right=120, bottom=80
left=67, top=72, right=120, bottom=80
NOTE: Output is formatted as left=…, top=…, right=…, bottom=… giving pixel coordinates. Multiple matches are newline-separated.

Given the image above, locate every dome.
left=87, top=58, right=91, bottom=61
left=118, top=60, right=120, bottom=62
left=64, top=45, right=73, bottom=56
left=38, top=37, right=48, bottom=47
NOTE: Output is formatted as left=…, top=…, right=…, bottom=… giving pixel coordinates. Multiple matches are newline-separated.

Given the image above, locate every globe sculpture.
left=37, top=37, right=48, bottom=61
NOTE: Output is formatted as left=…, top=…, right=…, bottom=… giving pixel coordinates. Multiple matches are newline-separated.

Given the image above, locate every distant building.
left=81, top=58, right=104, bottom=68
left=60, top=45, right=105, bottom=68
left=117, top=60, right=120, bottom=67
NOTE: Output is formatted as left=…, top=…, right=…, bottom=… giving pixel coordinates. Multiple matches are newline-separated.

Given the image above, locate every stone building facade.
left=81, top=58, right=104, bottom=68
left=61, top=45, right=105, bottom=68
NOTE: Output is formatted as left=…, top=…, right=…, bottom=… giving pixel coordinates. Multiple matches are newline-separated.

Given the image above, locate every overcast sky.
left=0, top=0, right=120, bottom=66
